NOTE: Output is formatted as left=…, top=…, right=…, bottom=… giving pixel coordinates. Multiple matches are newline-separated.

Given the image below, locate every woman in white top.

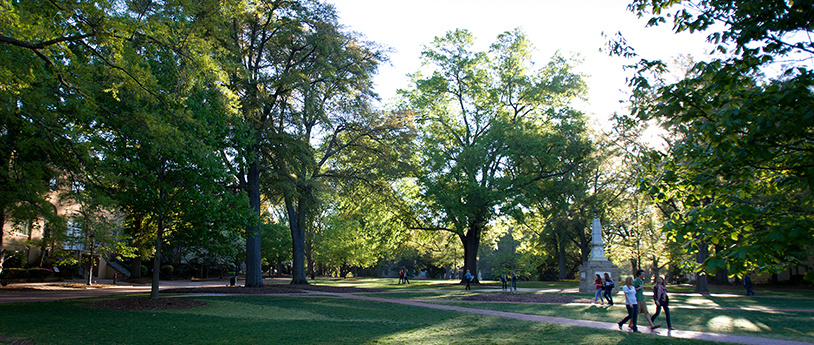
left=617, top=277, right=640, bottom=332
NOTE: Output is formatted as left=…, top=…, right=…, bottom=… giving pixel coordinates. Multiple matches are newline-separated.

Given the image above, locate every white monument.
left=578, top=210, right=619, bottom=293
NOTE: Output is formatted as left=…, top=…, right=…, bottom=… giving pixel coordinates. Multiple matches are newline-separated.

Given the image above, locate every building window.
left=65, top=220, right=84, bottom=251
left=13, top=220, right=33, bottom=236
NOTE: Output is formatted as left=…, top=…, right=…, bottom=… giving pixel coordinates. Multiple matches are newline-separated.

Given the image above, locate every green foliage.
left=401, top=28, right=589, bottom=277
left=614, top=0, right=814, bottom=276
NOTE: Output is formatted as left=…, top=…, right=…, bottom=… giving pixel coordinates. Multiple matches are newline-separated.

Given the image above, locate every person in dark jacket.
left=603, top=273, right=615, bottom=306
left=743, top=275, right=755, bottom=296
left=651, top=276, right=674, bottom=330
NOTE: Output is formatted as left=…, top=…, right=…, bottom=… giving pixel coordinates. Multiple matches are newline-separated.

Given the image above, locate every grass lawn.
left=0, top=295, right=721, bottom=345
left=2, top=278, right=812, bottom=344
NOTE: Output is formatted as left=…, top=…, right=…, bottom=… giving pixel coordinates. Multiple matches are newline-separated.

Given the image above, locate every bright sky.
left=327, top=0, right=715, bottom=129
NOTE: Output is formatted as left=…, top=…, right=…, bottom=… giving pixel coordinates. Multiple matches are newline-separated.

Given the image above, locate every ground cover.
left=0, top=295, right=719, bottom=345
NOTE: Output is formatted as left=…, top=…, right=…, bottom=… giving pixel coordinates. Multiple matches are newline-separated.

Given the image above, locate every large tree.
left=615, top=0, right=814, bottom=277
left=224, top=0, right=399, bottom=285
left=401, top=29, right=589, bottom=283
left=1, top=0, right=251, bottom=297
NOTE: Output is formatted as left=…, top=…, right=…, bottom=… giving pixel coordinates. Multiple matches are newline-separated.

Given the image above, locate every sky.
left=326, top=0, right=715, bottom=129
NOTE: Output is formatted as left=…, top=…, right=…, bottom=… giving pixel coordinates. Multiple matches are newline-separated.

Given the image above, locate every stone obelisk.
left=578, top=210, right=619, bottom=293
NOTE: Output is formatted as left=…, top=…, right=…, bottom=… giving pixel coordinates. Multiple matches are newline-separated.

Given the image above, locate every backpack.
left=607, top=280, right=615, bottom=289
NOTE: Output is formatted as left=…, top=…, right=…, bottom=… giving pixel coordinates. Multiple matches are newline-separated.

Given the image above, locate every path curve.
left=343, top=294, right=813, bottom=345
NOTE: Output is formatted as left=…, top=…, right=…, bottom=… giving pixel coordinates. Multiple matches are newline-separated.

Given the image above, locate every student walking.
left=500, top=273, right=508, bottom=291
left=743, top=275, right=756, bottom=296
left=651, top=276, right=674, bottom=330
left=618, top=277, right=640, bottom=333
left=603, top=273, right=615, bottom=306
left=398, top=270, right=404, bottom=284
left=631, top=269, right=660, bottom=330
left=593, top=274, right=605, bottom=305
left=510, top=272, right=517, bottom=294
left=403, top=269, right=410, bottom=284
left=464, top=270, right=473, bottom=290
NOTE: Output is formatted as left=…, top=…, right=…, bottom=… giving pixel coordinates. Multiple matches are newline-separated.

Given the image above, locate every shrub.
left=28, top=268, right=56, bottom=279
left=160, top=264, right=174, bottom=276
left=1, top=268, right=30, bottom=279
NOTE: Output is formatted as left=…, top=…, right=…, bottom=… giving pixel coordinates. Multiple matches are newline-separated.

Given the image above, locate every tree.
left=613, top=0, right=814, bottom=277
left=223, top=0, right=400, bottom=285
left=0, top=0, right=97, bottom=273
left=401, top=29, right=588, bottom=283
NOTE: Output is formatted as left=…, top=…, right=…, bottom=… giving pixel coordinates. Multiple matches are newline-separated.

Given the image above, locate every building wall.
left=2, top=190, right=80, bottom=267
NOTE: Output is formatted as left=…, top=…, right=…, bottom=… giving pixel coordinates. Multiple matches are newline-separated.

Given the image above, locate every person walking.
left=593, top=274, right=605, bottom=305
left=603, top=273, right=615, bottom=306
left=403, top=269, right=410, bottom=284
left=500, top=273, right=507, bottom=291
left=617, top=277, right=640, bottom=333
left=651, top=276, right=674, bottom=330
left=743, top=274, right=756, bottom=296
left=398, top=270, right=404, bottom=284
left=464, top=270, right=473, bottom=290
left=510, top=272, right=517, bottom=294
left=631, top=269, right=660, bottom=330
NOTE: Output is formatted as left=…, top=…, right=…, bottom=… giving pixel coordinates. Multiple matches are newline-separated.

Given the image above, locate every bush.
left=160, top=264, right=174, bottom=276
left=1, top=268, right=30, bottom=279
left=2, top=252, right=26, bottom=269
left=28, top=268, right=56, bottom=279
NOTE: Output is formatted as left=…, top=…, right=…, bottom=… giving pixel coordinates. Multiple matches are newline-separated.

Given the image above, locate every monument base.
left=578, top=260, right=620, bottom=294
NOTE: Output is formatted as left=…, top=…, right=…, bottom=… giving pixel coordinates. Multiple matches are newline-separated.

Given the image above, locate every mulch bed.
left=462, top=293, right=593, bottom=304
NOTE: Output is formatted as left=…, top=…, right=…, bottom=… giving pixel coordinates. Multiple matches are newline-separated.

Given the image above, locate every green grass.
left=3, top=278, right=813, bottom=344
left=0, top=295, right=718, bottom=345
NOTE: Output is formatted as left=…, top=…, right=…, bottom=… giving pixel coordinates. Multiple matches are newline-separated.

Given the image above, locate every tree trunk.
left=287, top=196, right=309, bottom=285
left=37, top=223, right=52, bottom=267
left=652, top=257, right=660, bottom=279
left=151, top=162, right=167, bottom=299
left=151, top=211, right=164, bottom=299
left=130, top=215, right=143, bottom=279
left=713, top=245, right=729, bottom=284
left=244, top=159, right=264, bottom=287
left=576, top=221, right=590, bottom=263
left=306, top=229, right=314, bottom=279
left=0, top=208, right=5, bottom=275
left=461, top=224, right=481, bottom=284
left=557, top=233, right=568, bottom=281
left=695, top=241, right=709, bottom=292
left=131, top=256, right=142, bottom=279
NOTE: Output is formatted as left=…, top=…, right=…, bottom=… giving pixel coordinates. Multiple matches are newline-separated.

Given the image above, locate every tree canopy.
left=615, top=0, right=814, bottom=276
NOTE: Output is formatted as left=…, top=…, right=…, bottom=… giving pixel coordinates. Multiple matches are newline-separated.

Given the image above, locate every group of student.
left=463, top=270, right=518, bottom=293
left=398, top=269, right=410, bottom=284
left=593, top=269, right=674, bottom=332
